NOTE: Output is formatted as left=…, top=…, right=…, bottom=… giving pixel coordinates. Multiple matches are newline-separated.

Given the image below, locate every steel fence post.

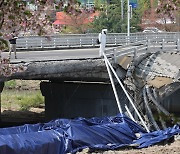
left=114, top=48, right=117, bottom=63
left=147, top=39, right=150, bottom=51
left=40, top=38, right=43, bottom=48
left=53, top=37, right=56, bottom=48
left=177, top=39, right=180, bottom=51
left=162, top=39, right=165, bottom=51
left=25, top=38, right=28, bottom=49
left=80, top=38, right=82, bottom=47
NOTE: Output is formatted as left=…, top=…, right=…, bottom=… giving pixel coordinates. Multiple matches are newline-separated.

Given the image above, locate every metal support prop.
left=103, top=55, right=123, bottom=113
left=103, top=52, right=149, bottom=132
left=143, top=87, right=160, bottom=131
left=125, top=104, right=136, bottom=122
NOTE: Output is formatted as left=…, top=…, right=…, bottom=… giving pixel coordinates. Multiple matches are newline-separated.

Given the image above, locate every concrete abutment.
left=40, top=81, right=128, bottom=121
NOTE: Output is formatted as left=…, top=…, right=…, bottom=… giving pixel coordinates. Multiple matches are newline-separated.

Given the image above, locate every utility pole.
left=121, top=0, right=124, bottom=20
left=127, top=0, right=130, bottom=37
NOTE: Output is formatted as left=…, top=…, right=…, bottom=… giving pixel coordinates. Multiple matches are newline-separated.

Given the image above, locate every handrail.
left=16, top=32, right=180, bottom=50
left=104, top=37, right=180, bottom=62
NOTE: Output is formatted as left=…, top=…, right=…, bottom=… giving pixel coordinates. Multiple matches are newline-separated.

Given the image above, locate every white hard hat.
left=102, top=29, right=107, bottom=32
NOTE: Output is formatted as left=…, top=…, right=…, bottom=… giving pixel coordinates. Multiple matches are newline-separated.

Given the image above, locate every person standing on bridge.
left=8, top=31, right=18, bottom=59
left=98, top=29, right=107, bottom=57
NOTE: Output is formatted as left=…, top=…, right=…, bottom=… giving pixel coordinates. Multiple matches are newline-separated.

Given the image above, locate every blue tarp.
left=0, top=114, right=179, bottom=154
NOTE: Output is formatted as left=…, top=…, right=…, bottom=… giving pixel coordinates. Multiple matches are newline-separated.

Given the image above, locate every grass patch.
left=1, top=89, right=44, bottom=111
left=17, top=93, right=44, bottom=111
left=5, top=80, right=17, bottom=89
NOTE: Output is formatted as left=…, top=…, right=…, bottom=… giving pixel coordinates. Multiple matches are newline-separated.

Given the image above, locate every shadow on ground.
left=0, top=109, right=45, bottom=128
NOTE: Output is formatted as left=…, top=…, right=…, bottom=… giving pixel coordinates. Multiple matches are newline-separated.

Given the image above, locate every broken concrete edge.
left=124, top=51, right=180, bottom=89
left=0, top=57, right=126, bottom=83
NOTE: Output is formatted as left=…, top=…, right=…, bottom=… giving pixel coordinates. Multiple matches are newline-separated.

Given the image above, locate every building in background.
left=53, top=11, right=99, bottom=33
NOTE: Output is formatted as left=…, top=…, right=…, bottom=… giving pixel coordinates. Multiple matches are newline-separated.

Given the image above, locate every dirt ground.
left=78, top=140, right=180, bottom=154
left=1, top=107, right=45, bottom=123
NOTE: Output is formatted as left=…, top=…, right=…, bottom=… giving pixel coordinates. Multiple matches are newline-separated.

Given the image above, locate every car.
left=143, top=27, right=163, bottom=33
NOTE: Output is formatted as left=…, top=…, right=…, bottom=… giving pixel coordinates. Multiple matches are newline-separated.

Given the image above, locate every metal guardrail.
left=16, top=32, right=180, bottom=50
left=104, top=37, right=180, bottom=63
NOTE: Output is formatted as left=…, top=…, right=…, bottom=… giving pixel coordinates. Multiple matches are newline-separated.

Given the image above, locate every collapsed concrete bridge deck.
left=0, top=49, right=180, bottom=125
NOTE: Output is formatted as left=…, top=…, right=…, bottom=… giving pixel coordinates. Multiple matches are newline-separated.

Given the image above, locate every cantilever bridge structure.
left=0, top=32, right=180, bottom=130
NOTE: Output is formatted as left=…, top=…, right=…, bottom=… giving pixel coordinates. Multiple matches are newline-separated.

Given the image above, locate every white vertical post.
left=104, top=56, right=123, bottom=113
left=121, top=0, right=124, bottom=20
left=80, top=38, right=81, bottom=47
left=53, top=38, right=56, bottom=48
left=113, top=48, right=117, bottom=63
left=40, top=38, right=43, bottom=48
left=162, top=39, right=165, bottom=51
left=125, top=104, right=136, bottom=122
left=177, top=39, right=180, bottom=51
left=25, top=38, right=28, bottom=49
left=67, top=39, right=69, bottom=47
left=127, top=0, right=130, bottom=38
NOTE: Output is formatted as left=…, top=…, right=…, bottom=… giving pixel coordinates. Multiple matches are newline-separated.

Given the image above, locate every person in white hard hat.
left=98, top=29, right=107, bottom=57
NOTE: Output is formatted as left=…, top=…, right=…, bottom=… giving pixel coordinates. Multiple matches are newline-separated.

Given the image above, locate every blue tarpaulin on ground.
left=0, top=114, right=179, bottom=154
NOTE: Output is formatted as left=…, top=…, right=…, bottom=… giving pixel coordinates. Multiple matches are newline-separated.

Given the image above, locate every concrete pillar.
left=0, top=82, right=4, bottom=122
left=40, top=81, right=127, bottom=121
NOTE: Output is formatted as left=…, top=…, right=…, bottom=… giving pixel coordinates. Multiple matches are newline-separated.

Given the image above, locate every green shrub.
left=18, top=92, right=44, bottom=111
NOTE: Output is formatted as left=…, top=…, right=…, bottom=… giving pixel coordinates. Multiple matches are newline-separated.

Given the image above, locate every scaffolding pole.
left=103, top=52, right=149, bottom=132
left=125, top=104, right=136, bottom=122
left=104, top=56, right=123, bottom=113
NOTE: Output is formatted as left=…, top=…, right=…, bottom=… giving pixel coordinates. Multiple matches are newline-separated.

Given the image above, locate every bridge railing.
left=16, top=32, right=180, bottom=50
left=104, top=37, right=180, bottom=63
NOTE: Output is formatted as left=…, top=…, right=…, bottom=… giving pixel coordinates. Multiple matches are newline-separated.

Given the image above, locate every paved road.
left=2, top=48, right=102, bottom=62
